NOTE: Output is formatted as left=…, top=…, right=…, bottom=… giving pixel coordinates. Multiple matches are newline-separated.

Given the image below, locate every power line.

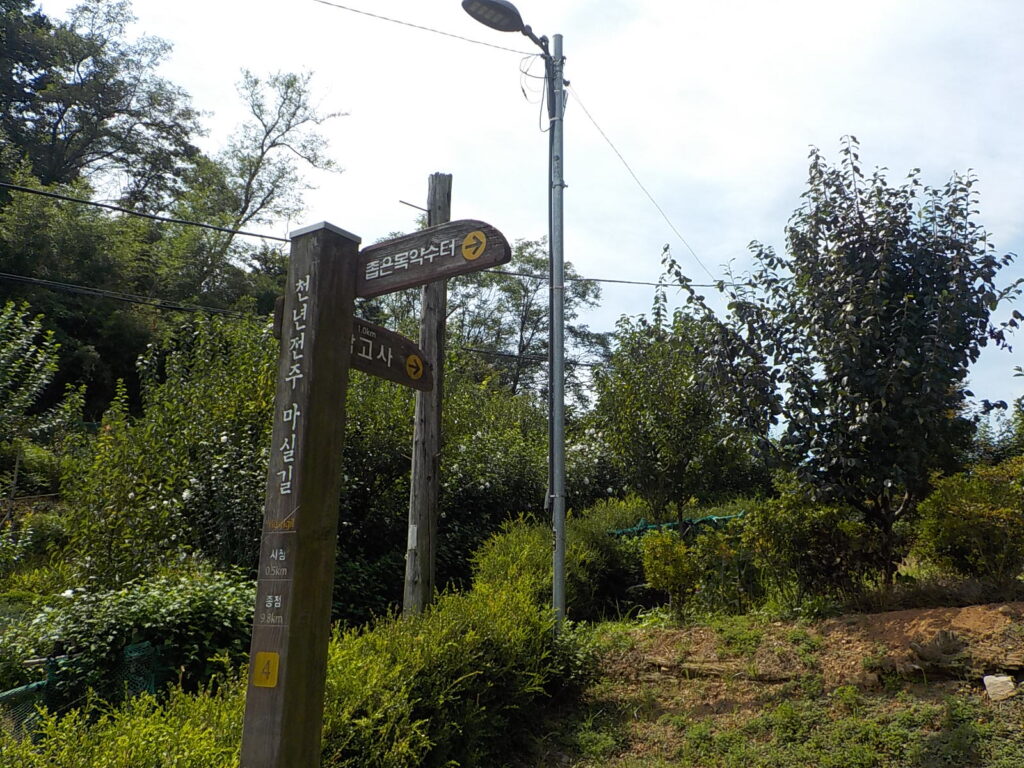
left=0, top=182, right=290, bottom=243
left=2, top=181, right=749, bottom=291
left=566, top=85, right=718, bottom=283
left=311, top=0, right=536, bottom=56
left=0, top=271, right=247, bottom=317
left=459, top=346, right=599, bottom=368
left=485, top=269, right=743, bottom=290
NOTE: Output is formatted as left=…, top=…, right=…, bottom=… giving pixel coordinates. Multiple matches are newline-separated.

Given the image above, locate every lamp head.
left=461, top=0, right=524, bottom=33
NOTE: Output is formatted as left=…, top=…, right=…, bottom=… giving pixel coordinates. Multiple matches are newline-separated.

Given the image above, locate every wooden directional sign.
left=351, top=317, right=433, bottom=391
left=274, top=299, right=432, bottom=392
left=356, top=219, right=511, bottom=299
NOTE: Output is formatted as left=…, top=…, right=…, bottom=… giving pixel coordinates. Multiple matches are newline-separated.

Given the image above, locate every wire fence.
left=0, top=641, right=159, bottom=740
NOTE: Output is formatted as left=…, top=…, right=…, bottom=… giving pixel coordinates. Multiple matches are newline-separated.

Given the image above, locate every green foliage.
left=680, top=510, right=763, bottom=615
left=0, top=301, right=58, bottom=443
left=57, top=312, right=550, bottom=621
left=473, top=497, right=651, bottom=621
left=59, top=315, right=275, bottom=584
left=743, top=479, right=882, bottom=604
left=665, top=138, right=1022, bottom=576
left=0, top=681, right=245, bottom=768
left=0, top=510, right=68, bottom=580
left=0, top=0, right=201, bottom=204
left=2, top=573, right=592, bottom=768
left=594, top=305, right=768, bottom=512
left=914, top=456, right=1024, bottom=581
left=969, top=401, right=1024, bottom=465
left=0, top=564, right=253, bottom=705
left=642, top=530, right=701, bottom=618
left=321, top=579, right=564, bottom=767
left=440, top=238, right=606, bottom=403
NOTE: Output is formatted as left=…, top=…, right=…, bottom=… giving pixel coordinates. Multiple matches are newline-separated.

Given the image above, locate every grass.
left=528, top=616, right=1024, bottom=768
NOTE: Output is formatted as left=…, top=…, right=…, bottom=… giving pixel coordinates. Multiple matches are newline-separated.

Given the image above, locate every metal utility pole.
left=460, top=0, right=568, bottom=632
left=404, top=172, right=452, bottom=615
left=548, top=34, right=567, bottom=629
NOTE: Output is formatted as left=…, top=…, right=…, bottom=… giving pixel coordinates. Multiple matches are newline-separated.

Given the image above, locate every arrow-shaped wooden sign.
left=350, top=317, right=432, bottom=391
left=274, top=300, right=432, bottom=391
left=356, top=219, right=511, bottom=299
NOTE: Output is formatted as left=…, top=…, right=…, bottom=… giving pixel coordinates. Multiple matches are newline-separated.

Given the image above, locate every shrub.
left=0, top=511, right=69, bottom=580
left=322, top=577, right=567, bottom=767
left=4, top=573, right=592, bottom=768
left=0, top=681, right=245, bottom=767
left=680, top=513, right=763, bottom=616
left=914, top=456, right=1024, bottom=581
left=0, top=564, right=254, bottom=705
left=742, top=480, right=882, bottom=605
left=472, top=497, right=651, bottom=620
left=642, top=530, right=701, bottom=617
left=60, top=315, right=552, bottom=623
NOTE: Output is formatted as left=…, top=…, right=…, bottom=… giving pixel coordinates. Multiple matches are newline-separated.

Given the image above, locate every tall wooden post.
left=403, top=173, right=451, bottom=615
left=240, top=222, right=361, bottom=768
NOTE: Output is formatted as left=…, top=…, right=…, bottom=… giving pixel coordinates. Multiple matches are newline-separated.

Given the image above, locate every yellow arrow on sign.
left=405, top=354, right=425, bottom=380
left=461, top=230, right=487, bottom=260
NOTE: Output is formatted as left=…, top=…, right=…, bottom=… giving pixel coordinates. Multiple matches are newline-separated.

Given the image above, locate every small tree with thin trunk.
left=667, top=138, right=1022, bottom=579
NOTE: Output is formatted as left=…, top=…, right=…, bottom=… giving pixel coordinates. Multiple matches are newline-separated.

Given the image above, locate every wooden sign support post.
left=240, top=222, right=360, bottom=768
left=403, top=172, right=452, bottom=615
left=242, top=211, right=509, bottom=765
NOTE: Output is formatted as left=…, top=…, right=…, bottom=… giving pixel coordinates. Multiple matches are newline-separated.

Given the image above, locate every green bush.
left=660, top=509, right=764, bottom=617
left=0, top=680, right=245, bottom=767
left=60, top=315, right=551, bottom=623
left=742, top=480, right=882, bottom=605
left=642, top=530, right=701, bottom=617
left=643, top=505, right=765, bottom=618
left=4, top=574, right=592, bottom=768
left=914, top=456, right=1024, bottom=581
left=0, top=511, right=69, bottom=580
left=322, top=578, right=569, bottom=767
left=0, top=564, right=253, bottom=704
left=472, top=497, right=651, bottom=620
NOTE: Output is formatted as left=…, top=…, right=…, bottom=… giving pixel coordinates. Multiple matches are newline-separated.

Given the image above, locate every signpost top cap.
left=289, top=221, right=362, bottom=244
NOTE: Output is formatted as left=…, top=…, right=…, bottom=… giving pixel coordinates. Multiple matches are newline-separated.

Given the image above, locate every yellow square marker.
left=253, top=652, right=280, bottom=688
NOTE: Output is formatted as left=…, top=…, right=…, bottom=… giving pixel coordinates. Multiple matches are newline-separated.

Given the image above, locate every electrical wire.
left=0, top=182, right=290, bottom=243
left=2, top=181, right=753, bottom=291
left=484, top=269, right=745, bottom=290
left=565, top=85, right=718, bottom=283
left=459, top=346, right=599, bottom=368
left=0, top=271, right=247, bottom=317
left=311, top=0, right=537, bottom=56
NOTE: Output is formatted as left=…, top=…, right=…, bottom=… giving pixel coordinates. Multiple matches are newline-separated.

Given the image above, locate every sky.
left=37, top=0, right=1024, bottom=408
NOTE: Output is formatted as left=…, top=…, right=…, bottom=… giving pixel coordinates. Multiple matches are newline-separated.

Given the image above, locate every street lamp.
left=461, top=0, right=568, bottom=629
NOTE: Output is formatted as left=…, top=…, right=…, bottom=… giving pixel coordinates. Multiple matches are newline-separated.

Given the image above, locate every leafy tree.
left=1, top=0, right=200, bottom=208
left=150, top=70, right=341, bottom=308
left=666, top=138, right=1022, bottom=577
left=0, top=300, right=58, bottom=519
left=0, top=58, right=338, bottom=413
left=0, top=300, right=57, bottom=443
left=0, top=174, right=171, bottom=414
left=593, top=298, right=768, bottom=512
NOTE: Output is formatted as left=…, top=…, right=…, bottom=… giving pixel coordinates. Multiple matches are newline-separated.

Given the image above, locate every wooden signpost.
left=356, top=219, right=510, bottom=299
left=351, top=317, right=433, bottom=392
left=241, top=215, right=510, bottom=768
left=274, top=302, right=433, bottom=392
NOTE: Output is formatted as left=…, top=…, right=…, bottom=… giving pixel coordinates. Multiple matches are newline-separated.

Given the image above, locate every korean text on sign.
left=364, top=239, right=456, bottom=281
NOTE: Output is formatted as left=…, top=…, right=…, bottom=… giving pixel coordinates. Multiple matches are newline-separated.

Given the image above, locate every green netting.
left=0, top=641, right=159, bottom=740
left=609, top=511, right=748, bottom=538
left=0, top=679, right=46, bottom=739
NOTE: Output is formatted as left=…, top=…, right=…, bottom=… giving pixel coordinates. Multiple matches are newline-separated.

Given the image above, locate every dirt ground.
left=594, top=602, right=1024, bottom=725
left=816, top=601, right=1024, bottom=687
